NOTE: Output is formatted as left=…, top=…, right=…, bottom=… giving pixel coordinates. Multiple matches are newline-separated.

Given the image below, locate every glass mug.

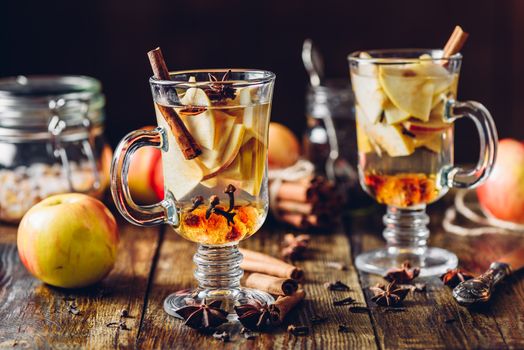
left=348, top=49, right=497, bottom=276
left=111, top=69, right=275, bottom=315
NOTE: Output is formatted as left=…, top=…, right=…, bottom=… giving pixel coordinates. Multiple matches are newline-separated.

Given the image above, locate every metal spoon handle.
left=452, top=262, right=511, bottom=305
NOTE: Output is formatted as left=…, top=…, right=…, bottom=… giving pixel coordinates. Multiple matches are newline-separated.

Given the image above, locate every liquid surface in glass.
left=155, top=84, right=270, bottom=245
left=351, top=53, right=458, bottom=208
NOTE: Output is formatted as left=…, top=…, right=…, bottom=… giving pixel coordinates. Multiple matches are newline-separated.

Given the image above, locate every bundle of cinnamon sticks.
left=271, top=175, right=341, bottom=230
left=240, top=248, right=305, bottom=322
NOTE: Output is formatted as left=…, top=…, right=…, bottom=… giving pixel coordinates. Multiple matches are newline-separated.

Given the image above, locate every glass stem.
left=193, top=244, right=243, bottom=291
left=383, top=206, right=430, bottom=258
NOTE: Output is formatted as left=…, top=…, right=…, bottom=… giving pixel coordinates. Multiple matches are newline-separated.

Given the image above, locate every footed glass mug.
left=348, top=49, right=497, bottom=276
left=111, top=69, right=275, bottom=315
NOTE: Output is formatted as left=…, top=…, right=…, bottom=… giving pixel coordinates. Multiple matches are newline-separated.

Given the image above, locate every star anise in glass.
left=205, top=70, right=236, bottom=102
left=384, top=261, right=420, bottom=283
left=440, top=268, right=474, bottom=288
left=175, top=299, right=228, bottom=330
left=370, top=282, right=410, bottom=307
left=234, top=300, right=278, bottom=331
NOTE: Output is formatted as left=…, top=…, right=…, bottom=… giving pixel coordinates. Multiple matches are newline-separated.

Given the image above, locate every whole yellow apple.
left=17, top=193, right=119, bottom=288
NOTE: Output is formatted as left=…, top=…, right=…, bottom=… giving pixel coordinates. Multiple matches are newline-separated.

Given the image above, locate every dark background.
left=1, top=0, right=523, bottom=163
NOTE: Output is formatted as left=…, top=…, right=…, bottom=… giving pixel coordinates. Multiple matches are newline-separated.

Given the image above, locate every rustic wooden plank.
left=0, top=221, right=160, bottom=349
left=348, top=203, right=520, bottom=349
left=137, top=223, right=378, bottom=349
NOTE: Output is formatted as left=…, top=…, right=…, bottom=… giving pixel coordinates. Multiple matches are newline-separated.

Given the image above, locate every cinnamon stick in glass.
left=269, top=289, right=306, bottom=324
left=147, top=47, right=202, bottom=159
left=239, top=248, right=304, bottom=280
left=245, top=273, right=298, bottom=296
left=442, top=26, right=469, bottom=59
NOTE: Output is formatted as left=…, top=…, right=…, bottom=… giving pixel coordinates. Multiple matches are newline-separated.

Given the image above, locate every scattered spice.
left=224, top=184, right=236, bottom=212
left=240, top=327, right=259, bottom=340
left=310, top=315, right=328, bottom=325
left=440, top=268, right=474, bottom=288
left=235, top=300, right=277, bottom=331
left=384, top=261, right=420, bottom=283
left=333, top=297, right=356, bottom=306
left=281, top=233, right=310, bottom=261
left=326, top=261, right=347, bottom=270
left=206, top=70, right=236, bottom=102
left=212, top=331, right=230, bottom=342
left=338, top=324, right=350, bottom=333
left=370, top=282, right=410, bottom=307
left=349, top=306, right=370, bottom=314
left=105, top=321, right=130, bottom=330
left=324, top=280, right=350, bottom=291
left=411, top=283, right=427, bottom=293
left=287, top=324, right=309, bottom=336
left=189, top=196, right=204, bottom=212
left=175, top=299, right=228, bottom=331
left=384, top=307, right=407, bottom=312
left=67, top=303, right=80, bottom=315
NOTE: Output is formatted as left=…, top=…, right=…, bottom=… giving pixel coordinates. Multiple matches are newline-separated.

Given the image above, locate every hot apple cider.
left=155, top=72, right=270, bottom=245
left=352, top=53, right=457, bottom=208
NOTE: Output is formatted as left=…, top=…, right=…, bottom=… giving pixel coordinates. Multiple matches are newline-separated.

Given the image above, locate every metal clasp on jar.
left=48, top=98, right=101, bottom=193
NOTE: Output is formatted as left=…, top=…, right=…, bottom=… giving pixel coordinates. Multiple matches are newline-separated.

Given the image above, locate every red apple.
left=128, top=126, right=162, bottom=203
left=268, top=122, right=300, bottom=169
left=152, top=156, right=164, bottom=200
left=477, top=138, right=524, bottom=224
left=17, top=193, right=119, bottom=288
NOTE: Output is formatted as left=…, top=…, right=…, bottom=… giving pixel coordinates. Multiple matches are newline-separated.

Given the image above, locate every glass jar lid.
left=0, top=75, right=105, bottom=141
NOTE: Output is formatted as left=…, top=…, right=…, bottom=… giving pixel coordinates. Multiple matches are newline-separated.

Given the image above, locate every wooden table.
left=1, top=203, right=523, bottom=349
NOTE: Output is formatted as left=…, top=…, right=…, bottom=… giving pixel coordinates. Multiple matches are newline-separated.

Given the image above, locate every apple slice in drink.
left=202, top=124, right=246, bottom=180
left=356, top=106, right=414, bottom=157
left=414, top=59, right=454, bottom=95
left=384, top=99, right=410, bottom=124
left=155, top=110, right=204, bottom=199
left=412, top=132, right=442, bottom=153
left=379, top=65, right=435, bottom=122
left=351, top=73, right=385, bottom=124
left=356, top=120, right=373, bottom=153
left=236, top=87, right=269, bottom=145
left=403, top=110, right=451, bottom=133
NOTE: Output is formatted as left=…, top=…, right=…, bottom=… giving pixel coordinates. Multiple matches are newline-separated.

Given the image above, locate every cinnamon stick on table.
left=269, top=289, right=306, bottom=324
left=239, top=248, right=304, bottom=280
left=147, top=47, right=202, bottom=160
left=245, top=273, right=298, bottom=296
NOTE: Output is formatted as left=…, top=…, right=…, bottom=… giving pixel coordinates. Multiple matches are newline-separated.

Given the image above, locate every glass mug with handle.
left=111, top=69, right=275, bottom=316
left=348, top=49, right=497, bottom=276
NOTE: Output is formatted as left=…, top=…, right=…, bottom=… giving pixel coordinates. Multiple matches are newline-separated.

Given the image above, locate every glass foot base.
left=164, top=287, right=275, bottom=319
left=355, top=247, right=458, bottom=277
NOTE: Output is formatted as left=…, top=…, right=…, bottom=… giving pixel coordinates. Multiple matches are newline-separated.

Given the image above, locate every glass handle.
left=444, top=99, right=498, bottom=189
left=110, top=127, right=172, bottom=226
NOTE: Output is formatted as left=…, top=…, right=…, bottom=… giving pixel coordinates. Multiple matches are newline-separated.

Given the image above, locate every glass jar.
left=0, top=75, right=109, bottom=223
left=304, top=79, right=375, bottom=210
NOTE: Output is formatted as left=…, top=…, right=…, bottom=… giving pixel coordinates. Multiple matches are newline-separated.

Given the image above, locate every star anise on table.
left=234, top=300, right=278, bottom=331
left=370, top=282, right=410, bottom=307
left=205, top=70, right=236, bottom=102
left=384, top=261, right=420, bottom=283
left=440, top=268, right=474, bottom=288
left=175, top=299, right=228, bottom=330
